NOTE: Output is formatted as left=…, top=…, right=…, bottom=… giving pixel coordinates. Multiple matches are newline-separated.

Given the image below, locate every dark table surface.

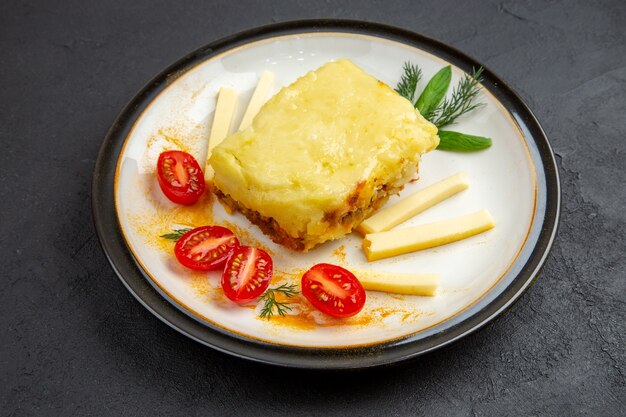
left=1, top=0, right=625, bottom=415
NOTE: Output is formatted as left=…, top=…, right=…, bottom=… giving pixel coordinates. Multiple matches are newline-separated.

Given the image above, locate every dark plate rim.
left=92, top=19, right=560, bottom=369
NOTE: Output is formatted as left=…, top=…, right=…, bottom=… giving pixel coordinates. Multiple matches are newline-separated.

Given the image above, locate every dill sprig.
left=395, top=62, right=422, bottom=102
left=396, top=63, right=489, bottom=151
left=429, top=67, right=485, bottom=128
left=259, top=283, right=299, bottom=319
left=160, top=228, right=192, bottom=242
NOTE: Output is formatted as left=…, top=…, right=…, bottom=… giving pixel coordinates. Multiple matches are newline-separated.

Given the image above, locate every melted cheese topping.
left=210, top=59, right=439, bottom=243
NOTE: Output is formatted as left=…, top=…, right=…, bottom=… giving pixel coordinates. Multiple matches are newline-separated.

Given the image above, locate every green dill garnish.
left=395, top=63, right=490, bottom=152
left=429, top=67, right=485, bottom=128
left=259, top=283, right=299, bottom=319
left=395, top=62, right=422, bottom=102
left=160, top=228, right=192, bottom=242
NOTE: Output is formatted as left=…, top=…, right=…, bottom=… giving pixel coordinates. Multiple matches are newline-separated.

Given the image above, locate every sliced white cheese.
left=205, top=87, right=238, bottom=182
left=363, top=209, right=496, bottom=261
left=353, top=270, right=440, bottom=296
left=357, top=172, right=470, bottom=234
left=238, top=71, right=274, bottom=131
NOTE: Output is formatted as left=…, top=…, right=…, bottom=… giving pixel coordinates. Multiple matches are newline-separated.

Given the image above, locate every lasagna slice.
left=209, top=59, right=439, bottom=251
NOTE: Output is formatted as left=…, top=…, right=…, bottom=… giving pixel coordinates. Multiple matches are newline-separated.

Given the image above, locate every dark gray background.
left=1, top=0, right=624, bottom=415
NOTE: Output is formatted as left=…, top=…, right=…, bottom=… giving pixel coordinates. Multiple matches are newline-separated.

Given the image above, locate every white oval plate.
left=94, top=20, right=559, bottom=368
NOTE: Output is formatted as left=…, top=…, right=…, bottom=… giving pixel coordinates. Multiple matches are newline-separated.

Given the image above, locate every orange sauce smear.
left=254, top=269, right=428, bottom=331
left=158, top=129, right=192, bottom=152
left=266, top=302, right=428, bottom=331
left=127, top=162, right=429, bottom=332
left=145, top=128, right=193, bottom=155
left=129, top=190, right=216, bottom=252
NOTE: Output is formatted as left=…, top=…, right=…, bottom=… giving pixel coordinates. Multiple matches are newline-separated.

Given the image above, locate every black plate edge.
left=92, top=19, right=561, bottom=370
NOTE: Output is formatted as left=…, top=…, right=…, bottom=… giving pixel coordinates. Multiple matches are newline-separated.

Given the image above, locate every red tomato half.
left=156, top=150, right=205, bottom=205
left=301, top=263, right=366, bottom=318
left=174, top=226, right=239, bottom=271
left=221, top=246, right=273, bottom=303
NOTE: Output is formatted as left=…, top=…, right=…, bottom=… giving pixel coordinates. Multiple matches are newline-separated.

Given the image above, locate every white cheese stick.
left=357, top=172, right=470, bottom=234
left=363, top=209, right=495, bottom=262
left=205, top=87, right=238, bottom=182
left=353, top=270, right=440, bottom=296
left=238, top=71, right=274, bottom=131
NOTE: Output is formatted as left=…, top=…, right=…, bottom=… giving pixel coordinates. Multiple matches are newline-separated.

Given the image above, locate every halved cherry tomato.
left=156, top=150, right=205, bottom=205
left=174, top=226, right=239, bottom=271
left=301, top=263, right=366, bottom=318
left=221, top=246, right=273, bottom=303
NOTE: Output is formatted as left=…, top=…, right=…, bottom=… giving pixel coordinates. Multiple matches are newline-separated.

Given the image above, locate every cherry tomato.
left=156, top=150, right=205, bottom=205
left=221, top=246, right=273, bottom=303
left=301, top=263, right=366, bottom=318
left=174, top=226, right=239, bottom=271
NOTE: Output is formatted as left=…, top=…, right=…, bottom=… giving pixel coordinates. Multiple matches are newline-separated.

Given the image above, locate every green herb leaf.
left=160, top=228, right=192, bottom=242
left=437, top=130, right=492, bottom=152
left=415, top=65, right=452, bottom=120
left=430, top=67, right=485, bottom=128
left=259, top=283, right=299, bottom=319
left=395, top=62, right=422, bottom=102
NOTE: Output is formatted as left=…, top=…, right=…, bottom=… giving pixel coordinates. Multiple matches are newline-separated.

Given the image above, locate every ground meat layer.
left=214, top=180, right=406, bottom=252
